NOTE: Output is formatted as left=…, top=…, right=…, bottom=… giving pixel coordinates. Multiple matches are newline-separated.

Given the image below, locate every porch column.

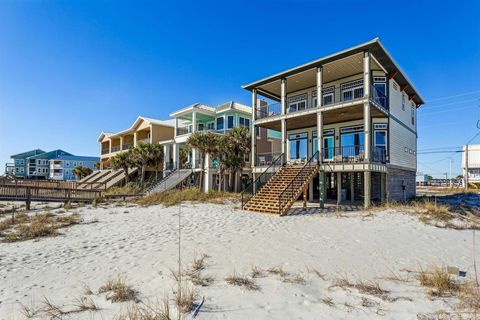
left=336, top=172, right=342, bottom=205
left=281, top=119, right=287, bottom=163
left=281, top=78, right=287, bottom=115
left=350, top=172, right=355, bottom=203
left=109, top=139, right=112, bottom=153
left=174, top=118, right=179, bottom=138
left=363, top=51, right=371, bottom=97
left=163, top=144, right=170, bottom=177
left=364, top=171, right=371, bottom=209
left=281, top=79, right=287, bottom=164
left=316, top=65, right=323, bottom=160
left=172, top=143, right=179, bottom=170
left=133, top=133, right=138, bottom=147
left=318, top=171, right=325, bottom=209
left=251, top=89, right=257, bottom=166
left=363, top=51, right=371, bottom=162
left=204, top=153, right=211, bottom=192
left=380, top=172, right=386, bottom=202
left=119, top=137, right=124, bottom=151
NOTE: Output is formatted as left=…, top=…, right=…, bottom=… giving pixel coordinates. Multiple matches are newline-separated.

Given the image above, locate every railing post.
left=26, top=187, right=31, bottom=211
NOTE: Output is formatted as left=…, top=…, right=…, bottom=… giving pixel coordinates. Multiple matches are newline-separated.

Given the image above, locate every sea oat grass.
left=137, top=188, right=240, bottom=207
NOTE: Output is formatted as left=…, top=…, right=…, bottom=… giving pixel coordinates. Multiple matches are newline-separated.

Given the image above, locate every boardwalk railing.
left=0, top=179, right=107, bottom=191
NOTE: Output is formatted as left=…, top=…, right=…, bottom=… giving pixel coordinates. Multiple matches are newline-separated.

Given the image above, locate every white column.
left=363, top=51, right=370, bottom=97
left=364, top=102, right=371, bottom=162
left=204, top=153, right=211, bottom=192
left=281, top=119, right=287, bottom=162
left=119, top=137, right=124, bottom=151
left=172, top=143, right=179, bottom=170
left=316, top=66, right=323, bottom=162
left=281, top=78, right=287, bottom=115
left=174, top=118, right=179, bottom=138
left=251, top=89, right=257, bottom=166
left=191, top=112, right=196, bottom=133
left=163, top=144, right=170, bottom=177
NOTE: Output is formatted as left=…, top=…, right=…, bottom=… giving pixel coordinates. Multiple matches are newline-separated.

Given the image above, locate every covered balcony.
left=250, top=52, right=389, bottom=122
left=136, top=129, right=151, bottom=145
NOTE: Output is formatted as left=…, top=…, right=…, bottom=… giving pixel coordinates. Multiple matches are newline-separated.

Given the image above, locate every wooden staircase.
left=243, top=163, right=319, bottom=215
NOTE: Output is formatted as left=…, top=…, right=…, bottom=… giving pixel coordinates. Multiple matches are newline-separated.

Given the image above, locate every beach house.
left=242, top=38, right=424, bottom=214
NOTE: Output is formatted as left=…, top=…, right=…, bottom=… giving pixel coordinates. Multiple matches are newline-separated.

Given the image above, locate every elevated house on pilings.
left=242, top=38, right=424, bottom=214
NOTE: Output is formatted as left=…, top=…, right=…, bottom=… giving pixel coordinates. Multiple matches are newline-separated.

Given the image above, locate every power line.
left=422, top=98, right=480, bottom=109
left=425, top=90, right=480, bottom=103
left=419, top=104, right=480, bottom=116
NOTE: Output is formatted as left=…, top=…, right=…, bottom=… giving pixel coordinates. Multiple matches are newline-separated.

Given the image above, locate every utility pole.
left=465, top=144, right=469, bottom=190
left=448, top=157, right=452, bottom=188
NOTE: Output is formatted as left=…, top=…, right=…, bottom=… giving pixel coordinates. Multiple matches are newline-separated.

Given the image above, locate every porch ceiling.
left=178, top=113, right=215, bottom=122
left=256, top=53, right=383, bottom=100
left=257, top=105, right=386, bottom=131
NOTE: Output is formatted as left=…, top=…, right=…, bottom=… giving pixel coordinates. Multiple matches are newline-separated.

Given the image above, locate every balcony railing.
left=255, top=80, right=390, bottom=120
left=101, top=148, right=110, bottom=155
left=111, top=146, right=121, bottom=152
left=136, top=138, right=150, bottom=145
left=176, top=126, right=191, bottom=136
left=370, top=84, right=387, bottom=110
left=256, top=102, right=281, bottom=119
left=255, top=152, right=283, bottom=167
left=122, top=143, right=133, bottom=150
left=320, top=146, right=386, bottom=164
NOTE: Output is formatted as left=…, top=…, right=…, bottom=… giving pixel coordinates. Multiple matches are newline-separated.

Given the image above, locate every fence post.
left=26, top=187, right=31, bottom=211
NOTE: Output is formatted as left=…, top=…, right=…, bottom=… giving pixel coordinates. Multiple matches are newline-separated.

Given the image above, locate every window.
left=16, top=167, right=19, bottom=173
left=340, top=79, right=364, bottom=101
left=402, top=93, right=406, bottom=110
left=340, top=126, right=364, bottom=157
left=373, top=77, right=387, bottom=108
left=227, top=115, right=234, bottom=129
left=289, top=132, right=308, bottom=161
left=207, top=122, right=215, bottom=130
left=239, top=117, right=250, bottom=128
left=216, top=117, right=224, bottom=130
left=66, top=161, right=70, bottom=167
left=198, top=123, right=204, bottom=131
left=323, top=86, right=335, bottom=106
left=411, top=106, right=415, bottom=125
left=374, top=128, right=387, bottom=157
left=288, top=94, right=307, bottom=113
left=255, top=127, right=260, bottom=137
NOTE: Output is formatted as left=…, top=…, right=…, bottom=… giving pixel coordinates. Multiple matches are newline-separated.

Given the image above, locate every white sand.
left=0, top=202, right=478, bottom=319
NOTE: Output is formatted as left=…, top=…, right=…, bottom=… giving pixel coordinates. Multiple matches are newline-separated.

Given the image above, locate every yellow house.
left=98, top=116, right=175, bottom=170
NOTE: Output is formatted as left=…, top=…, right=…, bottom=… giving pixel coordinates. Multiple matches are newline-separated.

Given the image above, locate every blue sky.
left=1, top=0, right=479, bottom=177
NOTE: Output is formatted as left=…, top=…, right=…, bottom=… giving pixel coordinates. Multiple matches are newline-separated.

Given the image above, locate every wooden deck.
left=0, top=185, right=103, bottom=209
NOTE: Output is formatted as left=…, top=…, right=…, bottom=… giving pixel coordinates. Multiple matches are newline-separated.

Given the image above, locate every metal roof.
left=242, top=38, right=424, bottom=106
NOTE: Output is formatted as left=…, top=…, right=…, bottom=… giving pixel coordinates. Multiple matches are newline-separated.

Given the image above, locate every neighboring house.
left=163, top=101, right=279, bottom=191
left=242, top=38, right=424, bottom=209
left=49, top=155, right=99, bottom=181
left=462, top=144, right=480, bottom=185
left=5, top=149, right=99, bottom=181
left=98, top=116, right=175, bottom=170
left=7, top=149, right=45, bottom=178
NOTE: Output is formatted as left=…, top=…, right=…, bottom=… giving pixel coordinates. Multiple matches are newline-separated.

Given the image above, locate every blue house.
left=49, top=154, right=99, bottom=181
left=5, top=149, right=99, bottom=181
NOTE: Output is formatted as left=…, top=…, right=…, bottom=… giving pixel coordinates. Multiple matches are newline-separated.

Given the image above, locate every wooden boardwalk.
left=0, top=184, right=103, bottom=210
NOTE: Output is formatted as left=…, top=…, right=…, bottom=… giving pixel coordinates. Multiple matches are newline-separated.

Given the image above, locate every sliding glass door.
left=289, top=132, right=308, bottom=161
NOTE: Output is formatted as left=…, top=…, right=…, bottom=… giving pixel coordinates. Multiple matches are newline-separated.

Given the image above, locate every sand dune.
left=0, top=202, right=478, bottom=319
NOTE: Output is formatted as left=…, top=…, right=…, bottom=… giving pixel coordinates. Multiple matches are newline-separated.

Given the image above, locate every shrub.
left=225, top=272, right=259, bottom=291
left=137, top=188, right=240, bottom=207
left=99, top=277, right=139, bottom=303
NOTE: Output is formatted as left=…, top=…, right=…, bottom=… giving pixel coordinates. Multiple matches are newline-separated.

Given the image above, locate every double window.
left=340, top=79, right=364, bottom=102
left=239, top=117, right=250, bottom=128
left=312, top=86, right=335, bottom=107
left=373, top=77, right=387, bottom=108
left=340, top=126, right=364, bottom=157
left=288, top=94, right=307, bottom=113
left=207, top=122, right=215, bottom=130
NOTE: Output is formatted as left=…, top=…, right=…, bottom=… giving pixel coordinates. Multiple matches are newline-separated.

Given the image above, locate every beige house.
left=98, top=116, right=175, bottom=170
left=242, top=38, right=424, bottom=213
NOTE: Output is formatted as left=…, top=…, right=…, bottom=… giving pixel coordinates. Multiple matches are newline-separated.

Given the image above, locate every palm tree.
left=212, top=135, right=228, bottom=191
left=111, top=150, right=133, bottom=184
left=187, top=131, right=217, bottom=191
left=72, top=166, right=93, bottom=180
left=225, top=127, right=251, bottom=192
left=148, top=144, right=164, bottom=180
left=131, top=143, right=151, bottom=188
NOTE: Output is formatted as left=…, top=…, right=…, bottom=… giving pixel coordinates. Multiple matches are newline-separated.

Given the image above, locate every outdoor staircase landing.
left=243, top=164, right=319, bottom=215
